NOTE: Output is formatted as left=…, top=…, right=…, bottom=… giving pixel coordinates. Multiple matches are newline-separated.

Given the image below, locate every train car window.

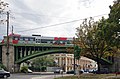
left=15, top=37, right=18, bottom=40
left=23, top=37, right=25, bottom=40
left=13, top=37, right=15, bottom=40
left=33, top=38, right=35, bottom=41
left=37, top=41, right=39, bottom=43
left=25, top=38, right=28, bottom=41
left=29, top=37, right=32, bottom=41
left=67, top=41, right=70, bottom=44
left=68, top=40, right=72, bottom=44
left=65, top=42, right=68, bottom=44
left=47, top=41, right=50, bottom=44
left=53, top=41, right=56, bottom=44
left=27, top=37, right=30, bottom=41
left=41, top=39, right=47, bottom=43
left=30, top=38, right=35, bottom=41
left=62, top=41, right=65, bottom=44
left=36, top=39, right=40, bottom=43
left=60, top=41, right=63, bottom=44
left=19, top=37, right=23, bottom=41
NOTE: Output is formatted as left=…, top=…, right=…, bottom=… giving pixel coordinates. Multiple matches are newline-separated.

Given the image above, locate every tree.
left=74, top=45, right=81, bottom=60
left=31, top=55, right=54, bottom=71
left=109, top=0, right=120, bottom=47
left=107, top=0, right=120, bottom=47
left=0, top=0, right=9, bottom=24
left=106, top=0, right=120, bottom=73
left=67, top=38, right=81, bottom=60
left=75, top=17, right=113, bottom=71
left=101, top=0, right=120, bottom=58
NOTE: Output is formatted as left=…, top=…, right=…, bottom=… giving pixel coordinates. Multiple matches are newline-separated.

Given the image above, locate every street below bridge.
left=5, top=73, right=41, bottom=79
left=5, top=73, right=72, bottom=79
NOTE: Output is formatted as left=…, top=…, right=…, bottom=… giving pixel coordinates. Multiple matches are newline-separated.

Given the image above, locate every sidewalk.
left=31, top=74, right=73, bottom=79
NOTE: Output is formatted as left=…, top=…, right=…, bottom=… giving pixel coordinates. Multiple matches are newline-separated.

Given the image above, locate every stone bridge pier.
left=110, top=57, right=120, bottom=72
left=2, top=37, right=20, bottom=72
left=100, top=57, right=120, bottom=73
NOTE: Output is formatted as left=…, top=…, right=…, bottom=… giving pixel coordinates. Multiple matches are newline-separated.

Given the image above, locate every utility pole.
left=6, top=11, right=9, bottom=70
left=12, top=25, right=13, bottom=35
left=0, top=0, right=9, bottom=70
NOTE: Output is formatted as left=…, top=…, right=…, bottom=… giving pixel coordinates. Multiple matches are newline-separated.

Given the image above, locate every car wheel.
left=4, top=75, right=7, bottom=78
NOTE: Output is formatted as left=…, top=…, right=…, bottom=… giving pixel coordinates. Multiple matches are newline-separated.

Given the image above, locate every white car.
left=54, top=69, right=63, bottom=74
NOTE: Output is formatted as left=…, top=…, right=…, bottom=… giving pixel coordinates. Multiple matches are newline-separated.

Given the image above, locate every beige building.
left=51, top=53, right=97, bottom=72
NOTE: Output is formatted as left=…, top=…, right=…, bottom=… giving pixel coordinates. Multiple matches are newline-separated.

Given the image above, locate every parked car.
left=66, top=70, right=74, bottom=74
left=66, top=70, right=84, bottom=74
left=0, top=69, right=10, bottom=78
left=28, top=69, right=33, bottom=73
left=93, top=68, right=109, bottom=74
left=54, top=69, right=63, bottom=74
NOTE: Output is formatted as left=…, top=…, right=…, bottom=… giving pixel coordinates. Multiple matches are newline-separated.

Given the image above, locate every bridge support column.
left=2, top=45, right=14, bottom=72
left=110, top=57, right=120, bottom=72
left=14, top=64, right=20, bottom=72
left=2, top=36, right=15, bottom=72
left=100, top=57, right=120, bottom=73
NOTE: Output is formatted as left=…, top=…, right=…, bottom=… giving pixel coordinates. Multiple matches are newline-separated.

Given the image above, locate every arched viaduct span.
left=1, top=43, right=113, bottom=72
left=15, top=49, right=68, bottom=64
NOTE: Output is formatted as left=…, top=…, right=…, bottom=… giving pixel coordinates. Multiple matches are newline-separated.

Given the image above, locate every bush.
left=0, top=64, right=7, bottom=70
left=20, top=66, right=28, bottom=73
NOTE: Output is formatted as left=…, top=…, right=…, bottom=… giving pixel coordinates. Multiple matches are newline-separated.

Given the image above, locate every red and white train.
left=1, top=34, right=73, bottom=45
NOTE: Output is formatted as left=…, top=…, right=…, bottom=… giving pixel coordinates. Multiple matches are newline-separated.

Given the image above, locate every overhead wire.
left=1, top=11, right=108, bottom=34
left=17, top=13, right=108, bottom=33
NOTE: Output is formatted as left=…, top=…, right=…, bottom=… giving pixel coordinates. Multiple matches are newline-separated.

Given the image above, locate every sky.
left=0, top=0, right=114, bottom=41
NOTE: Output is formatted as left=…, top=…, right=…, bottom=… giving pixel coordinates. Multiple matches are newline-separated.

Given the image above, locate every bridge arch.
left=15, top=49, right=68, bottom=64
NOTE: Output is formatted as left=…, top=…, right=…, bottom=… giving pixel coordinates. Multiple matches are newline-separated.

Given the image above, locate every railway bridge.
left=0, top=37, right=118, bottom=72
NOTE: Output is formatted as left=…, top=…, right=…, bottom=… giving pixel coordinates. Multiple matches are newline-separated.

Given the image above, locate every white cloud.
left=1, top=0, right=114, bottom=38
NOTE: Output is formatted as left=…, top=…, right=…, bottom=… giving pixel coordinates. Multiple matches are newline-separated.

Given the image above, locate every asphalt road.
left=2, top=73, right=71, bottom=79
left=3, top=74, right=42, bottom=79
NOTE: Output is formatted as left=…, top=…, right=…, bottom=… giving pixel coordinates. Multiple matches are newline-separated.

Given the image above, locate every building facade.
left=51, top=53, right=97, bottom=72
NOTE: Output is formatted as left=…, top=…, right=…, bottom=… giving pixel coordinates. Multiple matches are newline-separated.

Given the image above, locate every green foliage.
left=74, top=45, right=81, bottom=60
left=20, top=66, right=28, bottom=73
left=107, top=0, right=120, bottom=47
left=31, top=55, right=54, bottom=71
left=75, top=17, right=115, bottom=71
left=0, top=64, right=7, bottom=70
left=75, top=0, right=120, bottom=71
